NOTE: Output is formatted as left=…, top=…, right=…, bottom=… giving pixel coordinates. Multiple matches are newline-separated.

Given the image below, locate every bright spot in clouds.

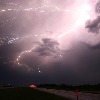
left=0, top=0, right=98, bottom=74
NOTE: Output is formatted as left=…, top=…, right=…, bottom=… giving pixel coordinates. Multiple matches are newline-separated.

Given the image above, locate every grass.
left=0, top=87, right=71, bottom=100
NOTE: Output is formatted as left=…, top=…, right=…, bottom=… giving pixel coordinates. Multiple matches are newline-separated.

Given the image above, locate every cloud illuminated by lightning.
left=0, top=0, right=95, bottom=73
left=15, top=0, right=94, bottom=72
left=59, top=0, right=92, bottom=39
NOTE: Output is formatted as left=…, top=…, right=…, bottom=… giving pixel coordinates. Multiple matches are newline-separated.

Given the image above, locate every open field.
left=0, top=87, right=71, bottom=100
left=0, top=87, right=100, bottom=100
left=37, top=88, right=100, bottom=100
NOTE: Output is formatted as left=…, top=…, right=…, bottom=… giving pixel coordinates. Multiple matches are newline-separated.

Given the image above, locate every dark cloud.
left=0, top=40, right=100, bottom=85
left=33, top=38, right=60, bottom=57
left=0, top=0, right=100, bottom=86
left=85, top=16, right=100, bottom=34
left=39, top=41, right=100, bottom=85
left=85, top=0, right=100, bottom=34
left=95, top=0, right=100, bottom=14
left=88, top=43, right=100, bottom=50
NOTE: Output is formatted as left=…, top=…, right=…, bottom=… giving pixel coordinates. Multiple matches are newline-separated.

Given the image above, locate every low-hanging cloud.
left=33, top=38, right=60, bottom=57
left=85, top=0, right=100, bottom=34
left=95, top=0, right=100, bottom=14
left=85, top=16, right=100, bottom=34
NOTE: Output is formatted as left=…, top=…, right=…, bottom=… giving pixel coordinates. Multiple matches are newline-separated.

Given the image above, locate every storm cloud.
left=95, top=0, right=100, bottom=14
left=0, top=0, right=100, bottom=86
left=33, top=38, right=60, bottom=57
left=85, top=16, right=100, bottom=34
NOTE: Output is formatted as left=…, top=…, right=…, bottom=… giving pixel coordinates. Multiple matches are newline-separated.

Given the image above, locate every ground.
left=0, top=87, right=71, bottom=100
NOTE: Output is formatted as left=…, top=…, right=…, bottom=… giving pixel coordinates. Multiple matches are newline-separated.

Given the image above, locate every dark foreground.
left=0, top=87, right=70, bottom=100
left=37, top=88, right=100, bottom=100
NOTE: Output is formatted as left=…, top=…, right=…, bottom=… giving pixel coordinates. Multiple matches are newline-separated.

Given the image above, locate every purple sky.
left=0, top=0, right=100, bottom=85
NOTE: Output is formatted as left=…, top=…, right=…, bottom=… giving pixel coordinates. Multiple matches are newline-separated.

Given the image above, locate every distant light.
left=60, top=55, right=62, bottom=58
left=8, top=9, right=12, bottom=11
left=2, top=10, right=6, bottom=12
left=35, top=35, right=37, bottom=37
left=18, top=63, right=20, bottom=65
left=30, top=85, right=36, bottom=88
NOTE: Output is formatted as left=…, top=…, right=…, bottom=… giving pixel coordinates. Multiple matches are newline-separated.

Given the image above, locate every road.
left=36, top=88, right=100, bottom=100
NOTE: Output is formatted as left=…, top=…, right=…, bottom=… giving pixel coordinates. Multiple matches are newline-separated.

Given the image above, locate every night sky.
left=0, top=0, right=100, bottom=86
